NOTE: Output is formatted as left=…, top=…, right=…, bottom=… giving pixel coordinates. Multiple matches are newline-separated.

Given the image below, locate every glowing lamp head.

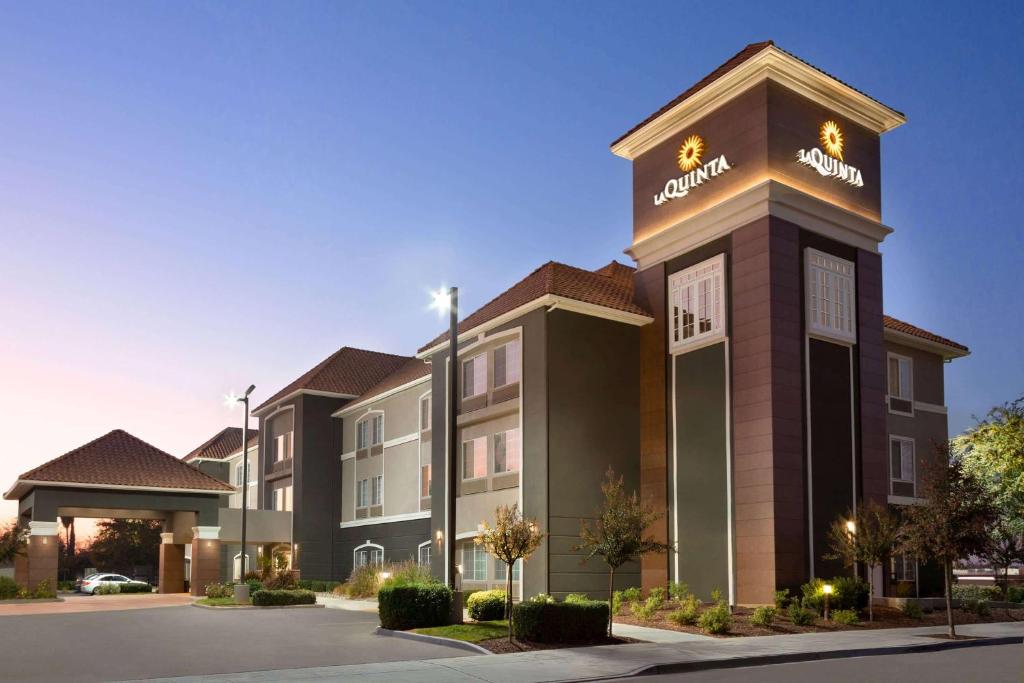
left=224, top=391, right=240, bottom=408
left=429, top=287, right=452, bottom=316
left=823, top=584, right=833, bottom=595
left=846, top=520, right=856, bottom=534
left=380, top=571, right=391, bottom=580
left=456, top=563, right=463, bottom=575
left=435, top=530, right=443, bottom=542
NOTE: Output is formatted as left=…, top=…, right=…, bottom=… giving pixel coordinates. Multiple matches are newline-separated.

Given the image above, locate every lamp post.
left=227, top=384, right=255, bottom=603
left=846, top=519, right=857, bottom=579
left=823, top=583, right=833, bottom=621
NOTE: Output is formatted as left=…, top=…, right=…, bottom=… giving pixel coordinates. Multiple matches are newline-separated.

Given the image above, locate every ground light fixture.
left=226, top=384, right=255, bottom=604
left=823, top=583, right=834, bottom=621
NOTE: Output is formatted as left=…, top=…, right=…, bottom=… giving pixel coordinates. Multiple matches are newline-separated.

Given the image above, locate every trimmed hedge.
left=119, top=582, right=153, bottom=594
left=512, top=600, right=609, bottom=643
left=296, top=579, right=343, bottom=593
left=467, top=589, right=506, bottom=621
left=252, top=589, right=316, bottom=606
left=378, top=584, right=452, bottom=630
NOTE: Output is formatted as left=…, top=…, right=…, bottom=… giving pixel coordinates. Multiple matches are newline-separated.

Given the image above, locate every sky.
left=1, top=1, right=1022, bottom=525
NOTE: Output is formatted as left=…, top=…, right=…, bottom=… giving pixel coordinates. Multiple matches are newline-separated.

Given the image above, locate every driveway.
left=0, top=603, right=471, bottom=682
left=0, top=592, right=192, bottom=616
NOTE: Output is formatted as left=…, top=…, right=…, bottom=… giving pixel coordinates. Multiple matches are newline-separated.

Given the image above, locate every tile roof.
left=350, top=357, right=432, bottom=407
left=182, top=426, right=259, bottom=462
left=254, top=347, right=412, bottom=413
left=419, top=260, right=650, bottom=353
left=611, top=41, right=904, bottom=149
left=7, top=429, right=234, bottom=498
left=883, top=315, right=969, bottom=355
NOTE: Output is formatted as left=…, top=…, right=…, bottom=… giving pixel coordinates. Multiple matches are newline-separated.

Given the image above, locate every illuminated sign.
left=796, top=120, right=864, bottom=188
left=654, top=134, right=732, bottom=206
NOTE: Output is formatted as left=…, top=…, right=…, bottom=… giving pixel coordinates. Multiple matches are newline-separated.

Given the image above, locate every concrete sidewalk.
left=125, top=620, right=1024, bottom=683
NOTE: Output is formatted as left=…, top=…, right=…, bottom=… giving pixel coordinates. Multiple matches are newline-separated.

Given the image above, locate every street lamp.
left=227, top=384, right=255, bottom=603
left=429, top=285, right=462, bottom=623
left=822, top=583, right=833, bottom=621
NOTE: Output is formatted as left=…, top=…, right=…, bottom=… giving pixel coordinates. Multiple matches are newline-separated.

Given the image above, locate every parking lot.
left=0, top=602, right=469, bottom=682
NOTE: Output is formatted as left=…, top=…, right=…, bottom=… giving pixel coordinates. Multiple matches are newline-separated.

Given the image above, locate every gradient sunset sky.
left=2, top=1, right=1022, bottom=525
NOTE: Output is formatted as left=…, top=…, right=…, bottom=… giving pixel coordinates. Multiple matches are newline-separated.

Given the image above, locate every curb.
left=191, top=602, right=325, bottom=611
left=374, top=626, right=492, bottom=655
left=571, top=634, right=1024, bottom=681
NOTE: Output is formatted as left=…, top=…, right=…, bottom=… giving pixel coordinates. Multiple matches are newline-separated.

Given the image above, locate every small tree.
left=0, top=520, right=28, bottom=565
left=979, top=516, right=1024, bottom=596
left=823, top=500, right=903, bottom=622
left=904, top=445, right=998, bottom=638
left=574, top=468, right=673, bottom=637
left=476, top=504, right=544, bottom=642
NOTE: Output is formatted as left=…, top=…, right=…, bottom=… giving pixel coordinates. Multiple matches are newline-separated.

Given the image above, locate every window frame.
left=371, top=474, right=383, bottom=507
left=887, top=352, right=914, bottom=415
left=354, top=542, right=384, bottom=568
left=805, top=247, right=857, bottom=344
left=461, top=436, right=488, bottom=481
left=493, top=340, right=521, bottom=389
left=418, top=540, right=431, bottom=567
left=461, top=542, right=487, bottom=581
left=493, top=428, right=521, bottom=474
left=419, top=393, right=431, bottom=433
left=462, top=353, right=487, bottom=399
left=274, top=432, right=294, bottom=462
left=889, top=435, right=916, bottom=496
left=420, top=463, right=431, bottom=499
left=356, top=478, right=369, bottom=509
left=667, top=253, right=727, bottom=353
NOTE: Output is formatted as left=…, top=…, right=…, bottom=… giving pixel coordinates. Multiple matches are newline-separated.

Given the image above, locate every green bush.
left=381, top=560, right=437, bottom=588
left=832, top=609, right=860, bottom=625
left=668, top=594, right=701, bottom=626
left=529, top=593, right=556, bottom=604
left=901, top=601, right=924, bottom=620
left=467, top=589, right=506, bottom=621
left=118, top=582, right=152, bottom=594
left=262, top=572, right=297, bottom=590
left=630, top=596, right=662, bottom=621
left=346, top=565, right=380, bottom=598
left=0, top=576, right=19, bottom=600
left=563, top=593, right=589, bottom=604
left=773, top=589, right=791, bottom=609
left=251, top=589, right=316, bottom=606
left=95, top=584, right=120, bottom=595
left=800, top=577, right=869, bottom=615
left=57, top=580, right=76, bottom=592
left=698, top=601, right=732, bottom=635
left=378, top=584, right=451, bottom=630
left=1007, top=586, right=1024, bottom=603
left=788, top=603, right=815, bottom=626
left=205, top=582, right=233, bottom=599
left=620, top=586, right=642, bottom=603
left=952, top=584, right=1000, bottom=603
left=961, top=598, right=991, bottom=617
left=648, top=586, right=667, bottom=604
left=33, top=579, right=56, bottom=599
left=668, top=581, right=689, bottom=601
left=246, top=579, right=262, bottom=596
left=751, top=605, right=776, bottom=627
left=512, top=600, right=609, bottom=643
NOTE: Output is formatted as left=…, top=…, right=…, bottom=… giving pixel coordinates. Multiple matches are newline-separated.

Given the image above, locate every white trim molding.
left=888, top=495, right=926, bottom=507
left=333, top=374, right=432, bottom=417
left=192, top=526, right=221, bottom=540
left=338, top=510, right=430, bottom=529
left=28, top=521, right=60, bottom=536
left=252, top=390, right=357, bottom=417
left=611, top=44, right=905, bottom=160
left=914, top=401, right=948, bottom=415
left=160, top=532, right=175, bottom=545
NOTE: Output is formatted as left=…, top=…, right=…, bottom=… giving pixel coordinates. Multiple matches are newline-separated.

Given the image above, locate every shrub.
left=952, top=584, right=1000, bottom=603
left=832, top=609, right=860, bottom=625
left=381, top=560, right=436, bottom=588
left=377, top=584, right=452, bottom=630
left=800, top=577, right=869, bottom=615
left=1008, top=586, right=1024, bottom=603
left=262, top=572, right=297, bottom=590
left=205, top=583, right=233, bottom=599
left=33, top=579, right=56, bottom=599
left=773, top=589, right=791, bottom=609
left=668, top=594, right=701, bottom=626
left=620, top=586, right=642, bottom=604
left=243, top=571, right=262, bottom=582
left=563, top=593, right=589, bottom=604
left=0, top=576, right=19, bottom=600
left=901, top=601, right=924, bottom=620
left=698, top=601, right=732, bottom=635
left=630, top=596, right=661, bottom=621
left=346, top=565, right=380, bottom=598
left=252, top=589, right=316, bottom=606
left=467, top=589, right=506, bottom=621
left=751, top=605, right=776, bottom=628
left=668, top=581, right=689, bottom=601
left=529, top=593, right=556, bottom=604
left=118, top=582, right=152, bottom=594
left=961, top=598, right=990, bottom=617
left=512, top=600, right=609, bottom=643
left=95, top=584, right=120, bottom=595
left=648, top=586, right=667, bottom=604
left=788, top=603, right=815, bottom=626
left=246, top=579, right=262, bottom=596
left=57, top=580, right=76, bottom=592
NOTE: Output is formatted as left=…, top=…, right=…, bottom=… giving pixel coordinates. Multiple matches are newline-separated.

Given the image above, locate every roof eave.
left=612, top=45, right=906, bottom=161
left=252, top=389, right=357, bottom=417
left=4, top=479, right=233, bottom=500
left=333, top=374, right=433, bottom=418
left=883, top=327, right=970, bottom=360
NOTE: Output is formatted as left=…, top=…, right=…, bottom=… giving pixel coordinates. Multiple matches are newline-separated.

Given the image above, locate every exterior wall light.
left=436, top=530, right=443, bottom=541
left=846, top=520, right=856, bottom=534
left=380, top=571, right=391, bottom=580
left=822, top=583, right=833, bottom=620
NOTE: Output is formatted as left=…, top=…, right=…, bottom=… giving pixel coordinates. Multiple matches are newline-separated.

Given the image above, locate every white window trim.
left=492, top=339, right=522, bottom=389
left=371, top=474, right=383, bottom=507
left=462, top=353, right=487, bottom=399
left=805, top=247, right=857, bottom=345
left=667, top=253, right=727, bottom=354
left=353, top=541, right=384, bottom=568
left=417, top=540, right=432, bottom=566
left=461, top=437, right=488, bottom=482
left=493, top=428, right=521, bottom=475
left=420, top=463, right=432, bottom=499
left=886, top=352, right=914, bottom=416
left=356, top=477, right=369, bottom=509
left=461, top=542, right=488, bottom=581
left=419, top=392, right=432, bottom=433
left=889, top=435, right=916, bottom=496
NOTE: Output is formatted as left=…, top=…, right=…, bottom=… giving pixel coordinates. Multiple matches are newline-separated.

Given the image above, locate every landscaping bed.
left=413, top=619, right=637, bottom=654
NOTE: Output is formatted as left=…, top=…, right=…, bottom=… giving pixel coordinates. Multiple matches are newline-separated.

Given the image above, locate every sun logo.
left=820, top=121, right=844, bottom=160
left=677, top=135, right=705, bottom=172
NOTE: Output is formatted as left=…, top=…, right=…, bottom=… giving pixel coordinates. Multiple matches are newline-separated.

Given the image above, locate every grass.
left=415, top=620, right=509, bottom=643
left=196, top=597, right=251, bottom=607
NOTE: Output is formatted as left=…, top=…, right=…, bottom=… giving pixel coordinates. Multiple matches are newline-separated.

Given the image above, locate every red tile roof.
left=418, top=260, right=650, bottom=353
left=883, top=315, right=969, bottom=355
left=611, top=41, right=903, bottom=149
left=254, top=347, right=412, bottom=413
left=7, top=429, right=234, bottom=498
left=350, top=357, right=432, bottom=406
left=182, top=426, right=259, bottom=462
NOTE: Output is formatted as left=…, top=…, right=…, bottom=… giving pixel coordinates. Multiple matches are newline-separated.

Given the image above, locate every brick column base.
left=190, top=528, right=222, bottom=597
left=24, top=522, right=59, bottom=592
left=158, top=533, right=186, bottom=594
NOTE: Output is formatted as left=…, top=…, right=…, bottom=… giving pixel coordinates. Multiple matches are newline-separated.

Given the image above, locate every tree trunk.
left=867, top=564, right=874, bottom=622
left=944, top=559, right=955, bottom=639
left=507, top=562, right=513, bottom=643
left=607, top=567, right=615, bottom=638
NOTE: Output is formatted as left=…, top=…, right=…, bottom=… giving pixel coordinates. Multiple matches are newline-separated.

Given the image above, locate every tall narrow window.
left=462, top=354, right=487, bottom=398
left=371, top=475, right=382, bottom=506
left=356, top=478, right=369, bottom=508
left=357, top=420, right=369, bottom=449
left=418, top=542, right=431, bottom=566
left=461, top=437, right=487, bottom=480
left=668, top=254, right=725, bottom=352
left=888, top=354, right=913, bottom=414
left=493, top=340, right=521, bottom=387
left=890, top=437, right=915, bottom=497
left=371, top=414, right=383, bottom=445
left=421, top=464, right=431, bottom=498
left=274, top=433, right=293, bottom=462
left=806, top=248, right=857, bottom=343
left=462, top=543, right=487, bottom=581
left=420, top=395, right=431, bottom=432
left=235, top=463, right=245, bottom=486
left=493, top=429, right=521, bottom=474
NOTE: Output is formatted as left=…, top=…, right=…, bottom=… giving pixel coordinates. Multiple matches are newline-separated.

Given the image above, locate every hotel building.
left=6, top=41, right=967, bottom=604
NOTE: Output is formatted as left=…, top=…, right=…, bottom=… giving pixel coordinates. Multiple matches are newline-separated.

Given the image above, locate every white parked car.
left=77, top=574, right=149, bottom=594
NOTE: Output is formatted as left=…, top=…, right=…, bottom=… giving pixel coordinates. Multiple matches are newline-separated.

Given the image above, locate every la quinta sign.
left=796, top=120, right=864, bottom=188
left=653, top=134, right=732, bottom=206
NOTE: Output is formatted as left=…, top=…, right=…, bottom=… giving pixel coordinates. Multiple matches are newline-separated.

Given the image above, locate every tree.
left=978, top=517, right=1024, bottom=596
left=823, top=501, right=904, bottom=622
left=476, top=504, right=544, bottom=642
left=904, top=445, right=998, bottom=638
left=89, top=519, right=163, bottom=575
left=574, top=468, right=673, bottom=637
left=0, top=520, right=28, bottom=565
left=954, top=396, right=1024, bottom=513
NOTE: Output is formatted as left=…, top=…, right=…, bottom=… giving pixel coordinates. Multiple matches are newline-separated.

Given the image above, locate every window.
left=462, top=354, right=487, bottom=398
left=356, top=478, right=369, bottom=508
left=494, top=558, right=521, bottom=582
left=273, top=485, right=293, bottom=512
left=806, top=248, right=857, bottom=343
left=890, top=437, right=915, bottom=496
left=421, top=464, right=431, bottom=498
left=234, top=462, right=245, bottom=486
left=462, top=543, right=487, bottom=581
left=418, top=542, right=431, bottom=567
left=893, top=553, right=917, bottom=582
left=888, top=353, right=913, bottom=414
left=357, top=414, right=384, bottom=449
left=493, top=429, right=521, bottom=474
left=371, top=414, right=383, bottom=445
left=420, top=394, right=431, bottom=432
left=355, top=543, right=384, bottom=568
left=462, top=437, right=487, bottom=480
left=274, top=432, right=293, bottom=462
left=668, top=254, right=725, bottom=352
left=494, top=340, right=521, bottom=387
left=371, top=475, right=383, bottom=506
left=357, top=420, right=369, bottom=449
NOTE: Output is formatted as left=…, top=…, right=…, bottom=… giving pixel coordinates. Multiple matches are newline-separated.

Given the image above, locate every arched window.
left=356, top=412, right=384, bottom=450
left=417, top=540, right=431, bottom=567
left=354, top=541, right=384, bottom=568
left=233, top=552, right=250, bottom=581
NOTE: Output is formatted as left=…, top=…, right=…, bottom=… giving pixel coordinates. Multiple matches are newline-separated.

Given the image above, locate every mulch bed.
left=614, top=605, right=1024, bottom=638
left=477, top=635, right=639, bottom=654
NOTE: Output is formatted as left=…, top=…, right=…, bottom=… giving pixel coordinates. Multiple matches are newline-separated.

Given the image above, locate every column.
left=158, top=533, right=186, bottom=594
left=190, top=526, right=222, bottom=596
left=25, top=521, right=59, bottom=592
